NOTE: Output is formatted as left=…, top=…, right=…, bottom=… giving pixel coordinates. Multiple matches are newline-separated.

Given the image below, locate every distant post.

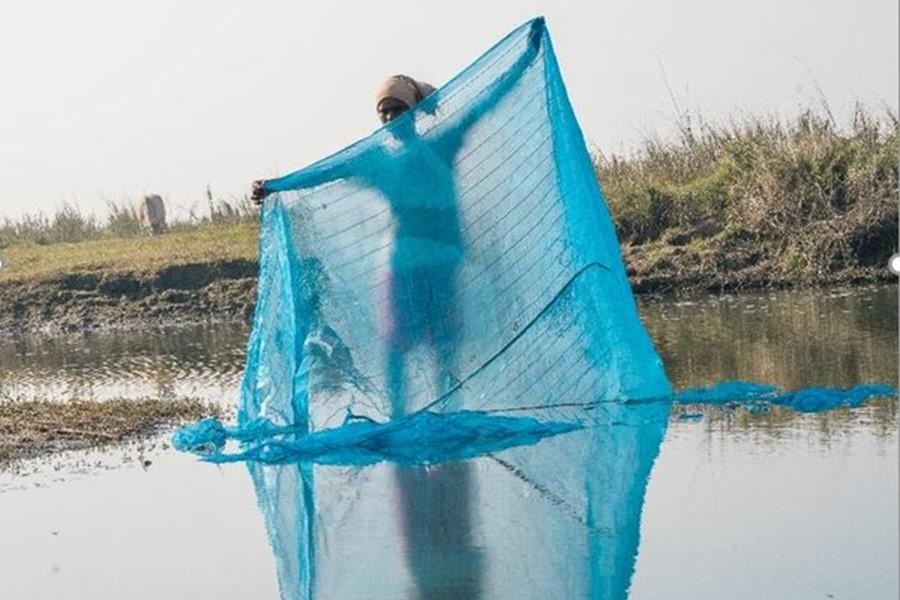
left=139, top=194, right=167, bottom=235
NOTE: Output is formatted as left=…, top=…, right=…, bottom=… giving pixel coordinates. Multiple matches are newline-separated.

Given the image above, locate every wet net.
left=223, top=23, right=674, bottom=596
left=241, top=17, right=671, bottom=438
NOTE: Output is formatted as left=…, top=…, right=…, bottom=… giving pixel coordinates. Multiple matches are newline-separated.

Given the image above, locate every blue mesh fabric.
left=231, top=20, right=673, bottom=598
left=245, top=17, right=671, bottom=434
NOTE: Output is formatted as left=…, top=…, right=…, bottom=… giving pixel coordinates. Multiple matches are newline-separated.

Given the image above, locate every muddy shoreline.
left=0, top=259, right=258, bottom=336
left=0, top=398, right=220, bottom=467
left=1, top=252, right=892, bottom=336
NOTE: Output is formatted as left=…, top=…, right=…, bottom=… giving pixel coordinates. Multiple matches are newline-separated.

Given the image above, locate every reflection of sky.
left=633, top=410, right=898, bottom=600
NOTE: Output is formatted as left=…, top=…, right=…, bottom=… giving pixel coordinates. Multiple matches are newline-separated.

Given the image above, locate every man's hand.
left=528, top=17, right=544, bottom=51
left=251, top=180, right=270, bottom=205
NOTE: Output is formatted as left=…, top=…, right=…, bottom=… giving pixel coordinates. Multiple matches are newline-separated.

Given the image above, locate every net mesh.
left=243, top=17, right=671, bottom=435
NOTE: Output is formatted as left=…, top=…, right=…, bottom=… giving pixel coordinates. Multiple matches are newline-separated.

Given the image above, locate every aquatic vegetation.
left=0, top=396, right=218, bottom=464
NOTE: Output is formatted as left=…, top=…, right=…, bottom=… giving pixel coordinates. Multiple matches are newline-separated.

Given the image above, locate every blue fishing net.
left=214, top=18, right=672, bottom=598
left=241, top=17, right=670, bottom=437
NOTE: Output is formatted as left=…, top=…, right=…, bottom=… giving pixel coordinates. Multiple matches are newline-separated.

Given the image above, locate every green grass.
left=0, top=221, right=258, bottom=283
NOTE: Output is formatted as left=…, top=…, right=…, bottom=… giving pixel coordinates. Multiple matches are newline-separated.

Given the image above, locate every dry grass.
left=0, top=105, right=894, bottom=291
left=598, top=106, right=898, bottom=282
left=0, top=194, right=257, bottom=248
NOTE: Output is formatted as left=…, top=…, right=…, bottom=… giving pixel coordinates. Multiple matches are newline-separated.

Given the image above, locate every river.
left=0, top=285, right=896, bottom=599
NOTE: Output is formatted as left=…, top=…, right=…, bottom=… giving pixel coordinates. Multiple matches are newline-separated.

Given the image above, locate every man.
left=252, top=73, right=462, bottom=415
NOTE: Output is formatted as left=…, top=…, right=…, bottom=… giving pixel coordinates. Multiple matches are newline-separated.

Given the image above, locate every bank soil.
left=0, top=259, right=258, bottom=335
left=623, top=235, right=893, bottom=294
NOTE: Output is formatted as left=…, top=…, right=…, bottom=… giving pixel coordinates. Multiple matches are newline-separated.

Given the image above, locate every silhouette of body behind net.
left=264, top=22, right=543, bottom=417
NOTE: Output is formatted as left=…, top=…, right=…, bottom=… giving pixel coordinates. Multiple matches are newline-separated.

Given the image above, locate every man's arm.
left=252, top=153, right=358, bottom=204
left=433, top=18, right=544, bottom=157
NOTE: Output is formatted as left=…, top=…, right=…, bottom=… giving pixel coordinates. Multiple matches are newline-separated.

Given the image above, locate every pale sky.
left=0, top=0, right=896, bottom=220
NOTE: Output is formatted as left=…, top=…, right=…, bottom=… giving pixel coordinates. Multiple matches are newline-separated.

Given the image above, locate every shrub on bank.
left=597, top=106, right=898, bottom=282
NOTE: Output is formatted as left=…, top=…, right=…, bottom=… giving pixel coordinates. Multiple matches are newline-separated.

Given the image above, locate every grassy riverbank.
left=0, top=223, right=259, bottom=333
left=0, top=107, right=895, bottom=332
left=599, top=107, right=897, bottom=291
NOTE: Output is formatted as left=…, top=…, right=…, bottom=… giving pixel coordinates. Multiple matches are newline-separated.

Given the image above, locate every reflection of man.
left=394, top=462, right=483, bottom=599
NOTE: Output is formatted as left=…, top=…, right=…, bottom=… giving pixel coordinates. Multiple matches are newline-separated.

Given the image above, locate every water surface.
left=0, top=285, right=896, bottom=599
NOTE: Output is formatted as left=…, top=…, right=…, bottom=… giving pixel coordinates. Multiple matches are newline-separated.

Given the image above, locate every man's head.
left=376, top=75, right=435, bottom=124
